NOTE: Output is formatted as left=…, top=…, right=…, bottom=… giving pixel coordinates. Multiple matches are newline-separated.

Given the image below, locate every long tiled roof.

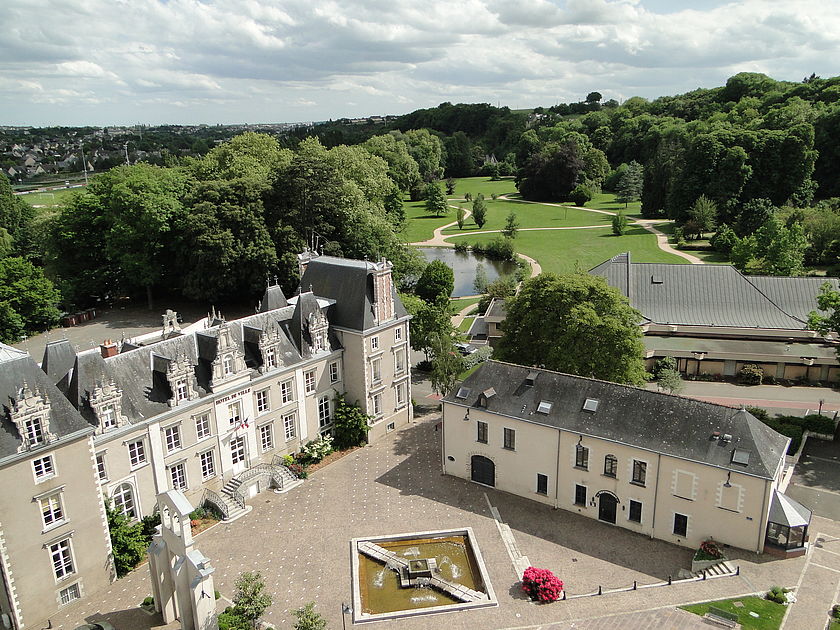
left=589, top=253, right=839, bottom=330
left=444, top=361, right=788, bottom=479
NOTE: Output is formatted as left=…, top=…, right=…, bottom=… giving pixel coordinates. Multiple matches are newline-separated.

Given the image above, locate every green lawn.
left=19, top=187, right=82, bottom=207
left=584, top=192, right=643, bottom=218
left=458, top=316, right=475, bottom=332
left=450, top=176, right=518, bottom=199
left=450, top=295, right=483, bottom=312
left=400, top=199, right=454, bottom=243
left=655, top=223, right=729, bottom=264
left=449, top=225, right=687, bottom=275
left=442, top=199, right=613, bottom=234
left=681, top=596, right=786, bottom=630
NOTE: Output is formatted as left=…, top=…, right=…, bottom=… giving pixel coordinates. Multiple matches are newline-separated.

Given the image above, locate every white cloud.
left=0, top=0, right=837, bottom=125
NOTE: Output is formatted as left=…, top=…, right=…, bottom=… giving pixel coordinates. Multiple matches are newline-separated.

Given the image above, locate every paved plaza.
left=51, top=413, right=840, bottom=630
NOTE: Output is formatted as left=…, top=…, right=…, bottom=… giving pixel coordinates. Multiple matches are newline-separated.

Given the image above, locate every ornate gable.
left=308, top=309, right=330, bottom=354
left=10, top=383, right=56, bottom=451
left=209, top=322, right=247, bottom=387
left=89, top=379, right=127, bottom=433
left=258, top=320, right=283, bottom=373
left=166, top=352, right=199, bottom=406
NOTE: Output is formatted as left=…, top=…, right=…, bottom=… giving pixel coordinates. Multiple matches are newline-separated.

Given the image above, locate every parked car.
left=455, top=342, right=477, bottom=356
left=74, top=622, right=115, bottom=630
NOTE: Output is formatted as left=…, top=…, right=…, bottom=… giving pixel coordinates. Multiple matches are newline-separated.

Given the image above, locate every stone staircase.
left=691, top=560, right=737, bottom=579
left=219, top=479, right=249, bottom=522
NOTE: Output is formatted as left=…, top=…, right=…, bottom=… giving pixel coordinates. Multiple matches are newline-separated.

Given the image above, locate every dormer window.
left=265, top=347, right=277, bottom=369
left=223, top=355, right=233, bottom=376
left=24, top=417, right=45, bottom=447
left=100, top=404, right=116, bottom=430
left=11, top=384, right=56, bottom=452
left=89, top=379, right=126, bottom=433
left=175, top=378, right=188, bottom=402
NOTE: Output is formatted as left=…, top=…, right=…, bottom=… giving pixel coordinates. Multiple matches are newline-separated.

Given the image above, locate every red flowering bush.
left=521, top=566, right=564, bottom=603
left=698, top=540, right=723, bottom=560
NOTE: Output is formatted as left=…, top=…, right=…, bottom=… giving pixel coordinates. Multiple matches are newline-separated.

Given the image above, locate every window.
left=370, top=336, right=379, bottom=351
left=33, top=455, right=55, bottom=480
left=503, top=428, right=515, bottom=450
left=24, top=417, right=45, bottom=447
left=95, top=453, right=107, bottom=481
left=575, top=444, right=589, bottom=469
left=629, top=500, right=642, bottom=523
left=574, top=484, right=587, bottom=506
left=200, top=450, right=216, bottom=480
left=395, top=349, right=406, bottom=374
left=536, top=400, right=552, bottom=414
left=100, top=404, right=116, bottom=429
left=536, top=474, right=548, bottom=495
left=603, top=454, right=618, bottom=478
left=395, top=326, right=402, bottom=342
left=476, top=421, right=488, bottom=444
left=59, top=583, right=81, bottom=605
left=329, top=361, right=340, bottom=383
left=304, top=370, right=316, bottom=394
left=40, top=493, right=65, bottom=528
left=281, top=379, right=295, bottom=404
left=395, top=382, right=406, bottom=408
left=195, top=413, right=211, bottom=440
left=314, top=330, right=326, bottom=353
left=318, top=396, right=332, bottom=428
left=372, top=393, right=382, bottom=417
left=112, top=483, right=136, bottom=519
left=230, top=437, right=246, bottom=465
left=632, top=460, right=646, bottom=486
left=264, top=347, right=277, bottom=369
left=228, top=401, right=242, bottom=426
left=127, top=439, right=147, bottom=467
left=164, top=425, right=182, bottom=453
left=283, top=412, right=297, bottom=441
left=260, top=423, right=274, bottom=452
left=223, top=355, right=233, bottom=376
left=673, top=513, right=688, bottom=537
left=371, top=358, right=382, bottom=383
left=169, top=462, right=187, bottom=490
left=50, top=539, right=74, bottom=580
left=175, top=378, right=188, bottom=402
left=583, top=398, right=599, bottom=412
left=256, top=389, right=270, bottom=414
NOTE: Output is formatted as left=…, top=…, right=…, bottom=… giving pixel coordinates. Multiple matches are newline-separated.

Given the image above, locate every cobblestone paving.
left=47, top=413, right=840, bottom=630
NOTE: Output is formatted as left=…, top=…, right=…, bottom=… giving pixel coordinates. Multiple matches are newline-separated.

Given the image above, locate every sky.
left=1, top=0, right=839, bottom=127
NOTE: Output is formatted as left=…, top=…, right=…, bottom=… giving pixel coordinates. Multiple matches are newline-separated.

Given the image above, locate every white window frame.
left=33, top=454, right=56, bottom=482
left=175, top=378, right=188, bottom=402
left=255, top=389, right=270, bottom=414
left=127, top=439, right=147, bottom=468
left=370, top=336, right=379, bottom=351
left=39, top=492, right=65, bottom=529
left=283, top=412, right=296, bottom=441
left=304, top=369, right=316, bottom=394
left=395, top=382, right=406, bottom=409
left=112, top=482, right=136, bottom=519
left=395, top=326, right=402, bottom=342
left=259, top=423, right=274, bottom=452
left=223, top=354, right=233, bottom=376
left=230, top=436, right=246, bottom=465
left=281, top=379, right=295, bottom=404
left=394, top=348, right=406, bottom=374
left=164, top=424, right=182, bottom=453
left=195, top=413, right=211, bottom=440
left=95, top=453, right=108, bottom=482
left=59, top=582, right=81, bottom=605
left=169, top=462, right=187, bottom=491
left=100, top=403, right=116, bottom=429
left=318, top=396, right=332, bottom=428
left=371, top=357, right=382, bottom=383
left=199, top=450, right=216, bottom=480
left=24, top=417, right=45, bottom=447
left=329, top=361, right=340, bottom=384
left=265, top=346, right=277, bottom=369
left=49, top=538, right=75, bottom=581
left=372, top=392, right=382, bottom=417
left=228, top=401, right=242, bottom=426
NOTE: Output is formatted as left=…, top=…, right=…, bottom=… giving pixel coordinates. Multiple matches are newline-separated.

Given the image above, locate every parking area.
left=787, top=438, right=840, bottom=520
left=52, top=413, right=840, bottom=630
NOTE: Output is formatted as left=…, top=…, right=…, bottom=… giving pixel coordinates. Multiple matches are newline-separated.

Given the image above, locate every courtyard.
left=54, top=413, right=840, bottom=630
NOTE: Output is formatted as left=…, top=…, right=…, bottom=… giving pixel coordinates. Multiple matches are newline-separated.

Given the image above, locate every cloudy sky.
left=2, top=0, right=838, bottom=126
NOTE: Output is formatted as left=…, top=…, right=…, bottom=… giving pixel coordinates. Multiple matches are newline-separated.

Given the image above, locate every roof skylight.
left=537, top=400, right=552, bottom=414
left=582, top=398, right=599, bottom=412
left=455, top=387, right=471, bottom=400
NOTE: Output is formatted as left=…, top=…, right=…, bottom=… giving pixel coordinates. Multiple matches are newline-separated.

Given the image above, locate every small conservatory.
left=764, top=490, right=812, bottom=558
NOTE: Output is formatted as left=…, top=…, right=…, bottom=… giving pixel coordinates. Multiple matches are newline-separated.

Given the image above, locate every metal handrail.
left=201, top=488, right=230, bottom=521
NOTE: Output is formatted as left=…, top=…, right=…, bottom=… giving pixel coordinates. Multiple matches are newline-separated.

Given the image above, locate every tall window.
left=318, top=396, right=332, bottom=428
left=304, top=370, right=316, bottom=394
left=164, top=425, right=182, bottom=453
left=280, top=379, right=294, bottom=404
left=228, top=401, right=242, bottom=426
left=371, top=358, right=382, bottom=383
left=283, top=412, right=297, bottom=441
left=200, top=450, right=216, bottom=480
left=476, top=421, right=488, bottom=444
left=370, top=336, right=379, bottom=351
left=632, top=460, right=647, bottom=486
left=503, top=428, right=515, bottom=450
left=574, top=484, right=587, bottom=506
left=329, top=361, right=340, bottom=383
left=395, top=382, right=406, bottom=408
left=223, top=355, right=233, bottom=376
left=112, top=483, right=136, bottom=519
left=128, top=439, right=147, bottom=467
left=395, top=326, right=402, bottom=342
left=673, top=513, right=688, bottom=537
left=394, top=349, right=406, bottom=374
left=50, top=539, right=74, bottom=580
left=175, top=378, right=188, bottom=402
left=195, top=413, right=211, bottom=440
left=255, top=389, right=270, bottom=414
left=100, top=404, right=116, bottom=429
left=33, top=455, right=55, bottom=480
left=24, top=417, right=45, bottom=447
left=40, top=493, right=65, bottom=528
left=260, top=423, right=274, bottom=452
left=264, top=347, right=277, bottom=369
left=230, top=437, right=246, bottom=465
left=603, top=454, right=618, bottom=478
left=575, top=444, right=589, bottom=469
left=169, top=463, right=187, bottom=490
left=536, top=474, right=548, bottom=495
left=95, top=453, right=107, bottom=481
left=372, top=393, right=382, bottom=417
left=629, top=500, right=642, bottom=523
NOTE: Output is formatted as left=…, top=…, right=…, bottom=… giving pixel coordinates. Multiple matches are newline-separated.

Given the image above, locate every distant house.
left=468, top=297, right=506, bottom=347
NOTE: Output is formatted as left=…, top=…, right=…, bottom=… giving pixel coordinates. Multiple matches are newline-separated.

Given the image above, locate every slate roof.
left=0, top=344, right=93, bottom=459
left=259, top=284, right=288, bottom=312
left=301, top=255, right=408, bottom=331
left=589, top=253, right=838, bottom=330
left=445, top=361, right=788, bottom=479
left=768, top=489, right=812, bottom=528
left=642, top=335, right=838, bottom=361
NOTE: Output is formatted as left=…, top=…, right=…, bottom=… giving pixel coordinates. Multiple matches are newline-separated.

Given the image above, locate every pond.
left=419, top=246, right=517, bottom=297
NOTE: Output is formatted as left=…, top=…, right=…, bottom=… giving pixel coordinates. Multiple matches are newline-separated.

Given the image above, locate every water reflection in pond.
left=419, top=246, right=517, bottom=297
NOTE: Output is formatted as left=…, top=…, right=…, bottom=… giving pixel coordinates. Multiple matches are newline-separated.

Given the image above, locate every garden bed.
left=681, top=596, right=786, bottom=629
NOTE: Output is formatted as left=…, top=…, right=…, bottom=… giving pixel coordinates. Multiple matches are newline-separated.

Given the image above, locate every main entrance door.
left=598, top=493, right=618, bottom=524
left=471, top=455, right=495, bottom=487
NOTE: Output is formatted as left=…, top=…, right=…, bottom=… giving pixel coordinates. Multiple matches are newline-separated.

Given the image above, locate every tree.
left=730, top=216, right=808, bottom=275
left=425, top=182, right=448, bottom=217
left=402, top=293, right=454, bottom=361
left=292, top=602, right=327, bottom=630
left=332, top=394, right=371, bottom=449
left=615, top=160, right=643, bottom=207
left=457, top=206, right=466, bottom=230
left=687, top=195, right=717, bottom=237
left=0, top=175, right=36, bottom=258
left=503, top=211, right=519, bottom=239
left=429, top=332, right=464, bottom=396
left=472, top=195, right=488, bottom=228
left=106, top=500, right=148, bottom=577
left=233, top=571, right=272, bottom=629
left=809, top=283, right=840, bottom=360
left=612, top=211, right=628, bottom=236
left=585, top=92, right=603, bottom=104
left=416, top=260, right=454, bottom=303
left=0, top=256, right=61, bottom=341
left=473, top=264, right=488, bottom=294
left=710, top=224, right=738, bottom=253
left=363, top=133, right=421, bottom=192
left=657, top=368, right=684, bottom=394
left=496, top=273, right=647, bottom=385
left=445, top=177, right=456, bottom=195
left=569, top=184, right=593, bottom=207
left=478, top=275, right=517, bottom=313
left=516, top=140, right=586, bottom=201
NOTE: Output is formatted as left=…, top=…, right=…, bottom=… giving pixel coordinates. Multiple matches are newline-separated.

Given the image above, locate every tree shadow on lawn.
left=379, top=419, right=780, bottom=584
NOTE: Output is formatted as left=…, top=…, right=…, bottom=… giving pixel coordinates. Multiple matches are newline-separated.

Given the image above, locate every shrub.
left=695, top=539, right=724, bottom=561
left=762, top=419, right=803, bottom=454
left=483, top=236, right=515, bottom=260
left=491, top=193, right=499, bottom=200
left=711, top=224, right=738, bottom=253
left=738, top=364, right=764, bottom=385
left=570, top=184, right=593, bottom=207
left=453, top=241, right=469, bottom=253
left=464, top=192, right=472, bottom=202
left=803, top=413, right=835, bottom=434
left=652, top=356, right=677, bottom=378
left=463, top=345, right=493, bottom=369
left=612, top=211, right=628, bottom=236
left=299, top=435, right=333, bottom=463
left=415, top=359, right=432, bottom=372
left=293, top=602, right=328, bottom=630
left=281, top=454, right=295, bottom=467
left=218, top=607, right=251, bottom=630
left=189, top=507, right=207, bottom=520
left=142, top=596, right=154, bottom=607
left=287, top=462, right=309, bottom=479
left=832, top=603, right=840, bottom=619
left=746, top=406, right=770, bottom=422
left=233, top=571, right=272, bottom=628
left=766, top=586, right=788, bottom=604
left=332, top=394, right=371, bottom=450
left=521, top=566, right=564, bottom=603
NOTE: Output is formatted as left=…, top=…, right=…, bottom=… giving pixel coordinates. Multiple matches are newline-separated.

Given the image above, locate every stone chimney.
left=297, top=248, right=318, bottom=278
left=100, top=339, right=118, bottom=359
left=372, top=257, right=394, bottom=325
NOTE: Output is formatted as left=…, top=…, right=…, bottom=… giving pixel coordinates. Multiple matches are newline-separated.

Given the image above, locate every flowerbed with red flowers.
left=694, top=539, right=724, bottom=561
left=521, top=566, right=564, bottom=603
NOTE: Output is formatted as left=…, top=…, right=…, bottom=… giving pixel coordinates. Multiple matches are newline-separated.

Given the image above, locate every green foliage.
left=766, top=586, right=788, bottom=604
left=570, top=184, right=593, bottom=207
left=232, top=571, right=272, bottom=628
left=429, top=332, right=464, bottom=396
left=401, top=292, right=452, bottom=359
left=611, top=211, right=628, bottom=236
left=462, top=345, right=493, bottom=370
left=472, top=195, right=488, bottom=228
left=445, top=177, right=456, bottom=195
left=478, top=275, right=517, bottom=313
left=363, top=133, right=421, bottom=192
left=471, top=236, right=515, bottom=260
left=738, top=364, right=764, bottom=385
left=615, top=161, right=643, bottom=207
left=497, top=273, right=647, bottom=385
left=0, top=175, right=36, bottom=258
left=453, top=241, right=469, bottom=253
left=730, top=216, right=808, bottom=275
left=332, top=394, right=370, bottom=449
left=502, top=211, right=519, bottom=238
left=687, top=195, right=718, bottom=236
left=299, top=435, right=333, bottom=463
left=473, top=264, right=488, bottom=294
left=652, top=356, right=678, bottom=378
left=217, top=607, right=251, bottom=630
left=745, top=406, right=770, bottom=423
left=105, top=500, right=149, bottom=578
left=0, top=256, right=61, bottom=342
left=292, top=602, right=327, bottom=630
left=657, top=368, right=683, bottom=394
left=456, top=206, right=465, bottom=230
left=710, top=224, right=738, bottom=253
left=425, top=182, right=448, bottom=217
left=808, top=283, right=840, bottom=363
left=416, top=259, right=454, bottom=303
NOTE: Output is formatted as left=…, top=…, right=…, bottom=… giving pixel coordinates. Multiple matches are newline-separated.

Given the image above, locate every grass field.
left=450, top=295, right=482, bottom=311
left=458, top=316, right=475, bottom=332
left=584, top=192, right=643, bottom=218
left=449, top=176, right=518, bottom=199
left=681, top=596, right=785, bottom=629
left=400, top=199, right=453, bottom=243
left=655, top=223, right=729, bottom=264
left=19, top=187, right=82, bottom=207
left=442, top=199, right=612, bottom=234
left=450, top=225, right=687, bottom=275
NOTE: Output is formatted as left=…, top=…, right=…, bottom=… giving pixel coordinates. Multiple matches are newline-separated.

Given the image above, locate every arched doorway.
left=598, top=493, right=618, bottom=524
left=471, top=455, right=495, bottom=487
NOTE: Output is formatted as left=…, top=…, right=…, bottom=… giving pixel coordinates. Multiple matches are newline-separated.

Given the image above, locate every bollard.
left=668, top=575, right=672, bottom=585
left=597, top=585, right=602, bottom=595
left=702, top=570, right=706, bottom=580
left=633, top=580, right=637, bottom=590
left=562, top=590, right=567, bottom=601
left=736, top=566, right=740, bottom=575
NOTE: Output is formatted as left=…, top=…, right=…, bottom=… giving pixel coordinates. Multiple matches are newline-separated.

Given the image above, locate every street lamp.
left=341, top=602, right=352, bottom=630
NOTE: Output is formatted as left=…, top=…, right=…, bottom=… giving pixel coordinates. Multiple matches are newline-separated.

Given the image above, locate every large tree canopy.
left=496, top=273, right=647, bottom=385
